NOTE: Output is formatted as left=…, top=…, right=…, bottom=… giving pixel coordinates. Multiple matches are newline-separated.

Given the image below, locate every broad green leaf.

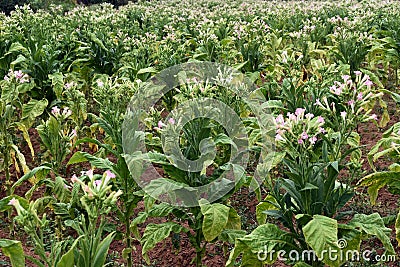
left=348, top=213, right=395, bottom=255
left=347, top=132, right=360, bottom=148
left=67, top=151, right=114, bottom=170
left=141, top=222, right=186, bottom=263
left=137, top=67, right=157, bottom=75
left=15, top=122, right=34, bottom=157
left=89, top=33, right=107, bottom=51
left=359, top=172, right=400, bottom=205
left=56, top=236, right=81, bottom=267
left=10, top=55, right=26, bottom=67
left=21, top=99, right=48, bottom=128
left=241, top=251, right=263, bottom=267
left=226, top=223, right=296, bottom=266
left=93, top=232, right=115, bottom=267
left=337, top=227, right=362, bottom=260
left=303, top=215, right=340, bottom=267
left=130, top=212, right=148, bottom=237
left=49, top=72, right=64, bottom=99
left=381, top=89, right=400, bottom=104
left=300, top=183, right=319, bottom=191
left=10, top=145, right=29, bottom=175
left=225, top=208, right=242, bottom=230
left=143, top=178, right=186, bottom=199
left=147, top=202, right=176, bottom=217
left=0, top=239, right=25, bottom=267
left=214, top=133, right=237, bottom=149
left=261, top=100, right=285, bottom=110
left=199, top=199, right=230, bottom=242
left=378, top=100, right=390, bottom=128
left=257, top=151, right=285, bottom=177
left=1, top=82, right=16, bottom=103
left=16, top=82, right=34, bottom=94
left=5, top=42, right=28, bottom=55
left=66, top=151, right=89, bottom=165
left=232, top=61, right=248, bottom=71
left=11, top=165, right=51, bottom=191
left=219, top=229, right=246, bottom=244
left=256, top=194, right=278, bottom=225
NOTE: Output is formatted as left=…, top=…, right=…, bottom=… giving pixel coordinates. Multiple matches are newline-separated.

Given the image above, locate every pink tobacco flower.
left=105, top=170, right=116, bottom=179
left=14, top=70, right=23, bottom=79
left=342, top=75, right=350, bottom=81
left=287, top=112, right=297, bottom=121
left=96, top=80, right=104, bottom=87
left=51, top=106, right=60, bottom=115
left=65, top=82, right=74, bottom=89
left=364, top=80, right=373, bottom=87
left=309, top=136, right=317, bottom=144
left=71, top=174, right=79, bottom=183
left=295, top=108, right=306, bottom=117
left=276, top=128, right=285, bottom=135
left=340, top=111, right=347, bottom=120
left=301, top=131, right=309, bottom=140
left=305, top=113, right=314, bottom=119
left=8, top=198, right=17, bottom=206
left=158, top=120, right=165, bottom=129
left=275, top=134, right=285, bottom=141
left=298, top=139, right=304, bottom=144
left=275, top=114, right=285, bottom=125
left=86, top=169, right=94, bottom=179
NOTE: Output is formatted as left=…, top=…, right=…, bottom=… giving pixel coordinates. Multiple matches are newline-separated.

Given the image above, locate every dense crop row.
left=0, top=1, right=400, bottom=266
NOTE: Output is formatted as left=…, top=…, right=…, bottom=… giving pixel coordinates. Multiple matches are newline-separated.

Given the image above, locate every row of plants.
left=0, top=0, right=399, bottom=266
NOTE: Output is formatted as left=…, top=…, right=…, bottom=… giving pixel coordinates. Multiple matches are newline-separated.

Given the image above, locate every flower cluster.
left=51, top=106, right=72, bottom=118
left=317, top=71, right=380, bottom=124
left=4, top=70, right=30, bottom=83
left=274, top=108, right=326, bottom=147
left=71, top=169, right=122, bottom=203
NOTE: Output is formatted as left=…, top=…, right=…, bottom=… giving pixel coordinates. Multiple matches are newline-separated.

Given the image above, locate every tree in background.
left=0, top=0, right=129, bottom=14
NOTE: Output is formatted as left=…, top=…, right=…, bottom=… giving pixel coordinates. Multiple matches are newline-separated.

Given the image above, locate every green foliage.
left=0, top=239, right=25, bottom=267
left=360, top=122, right=400, bottom=246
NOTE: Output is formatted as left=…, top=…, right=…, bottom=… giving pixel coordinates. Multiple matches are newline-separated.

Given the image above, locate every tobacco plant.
left=360, top=122, right=400, bottom=247
left=6, top=169, right=120, bottom=267
left=227, top=72, right=395, bottom=266
left=67, top=76, right=142, bottom=267
left=0, top=69, right=47, bottom=196
left=129, top=75, right=254, bottom=266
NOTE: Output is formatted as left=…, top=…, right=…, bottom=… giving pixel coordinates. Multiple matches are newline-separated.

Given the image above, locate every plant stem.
left=126, top=214, right=133, bottom=267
